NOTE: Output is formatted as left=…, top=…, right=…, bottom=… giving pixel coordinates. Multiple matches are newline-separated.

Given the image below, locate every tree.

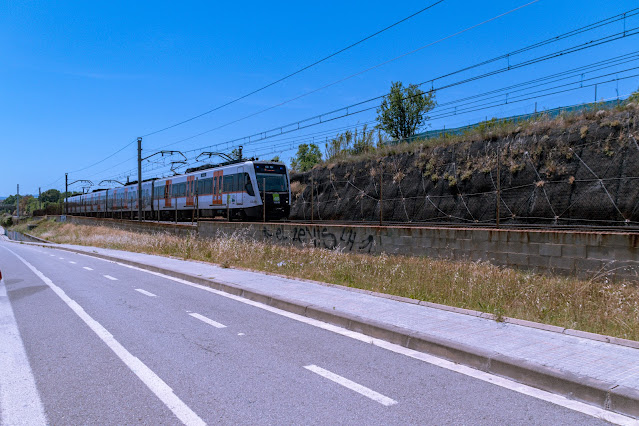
left=290, top=143, right=322, bottom=172
left=2, top=195, right=16, bottom=206
left=40, top=188, right=61, bottom=204
left=376, top=81, right=436, bottom=141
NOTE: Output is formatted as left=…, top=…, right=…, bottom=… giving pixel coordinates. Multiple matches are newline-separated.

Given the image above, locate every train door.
left=186, top=176, right=195, bottom=207
left=236, top=166, right=243, bottom=205
left=164, top=180, right=172, bottom=207
left=214, top=170, right=223, bottom=205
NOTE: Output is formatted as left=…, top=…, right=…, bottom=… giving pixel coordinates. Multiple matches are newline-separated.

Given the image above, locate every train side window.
left=223, top=175, right=232, bottom=192
left=244, top=173, right=254, bottom=196
left=205, top=178, right=212, bottom=194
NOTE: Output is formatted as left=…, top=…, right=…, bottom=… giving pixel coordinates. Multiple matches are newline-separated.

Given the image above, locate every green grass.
left=21, top=219, right=639, bottom=342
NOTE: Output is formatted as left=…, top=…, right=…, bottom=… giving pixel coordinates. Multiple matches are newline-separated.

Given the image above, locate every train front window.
left=256, top=174, right=287, bottom=192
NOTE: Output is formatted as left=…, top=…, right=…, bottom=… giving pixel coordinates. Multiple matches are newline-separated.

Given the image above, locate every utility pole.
left=39, top=187, right=42, bottom=210
left=16, top=184, right=20, bottom=223
left=137, top=137, right=142, bottom=222
left=65, top=173, right=68, bottom=215
left=496, top=144, right=501, bottom=228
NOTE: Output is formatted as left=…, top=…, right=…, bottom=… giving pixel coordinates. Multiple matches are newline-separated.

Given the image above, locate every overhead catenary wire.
left=94, top=79, right=638, bottom=185
left=76, top=11, right=639, bottom=184
left=149, top=8, right=639, bottom=155
left=71, top=4, right=634, bottom=180
left=172, top=36, right=639, bottom=157
left=150, top=0, right=544, bottom=152
left=139, top=0, right=447, bottom=139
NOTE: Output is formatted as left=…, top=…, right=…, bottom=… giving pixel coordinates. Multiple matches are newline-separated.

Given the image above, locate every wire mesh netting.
left=290, top=107, right=639, bottom=228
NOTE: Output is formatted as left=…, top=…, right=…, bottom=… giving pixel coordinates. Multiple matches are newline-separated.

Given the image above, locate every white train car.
left=66, top=160, right=291, bottom=221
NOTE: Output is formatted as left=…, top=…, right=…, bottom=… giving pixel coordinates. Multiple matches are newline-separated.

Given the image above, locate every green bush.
left=0, top=215, right=13, bottom=228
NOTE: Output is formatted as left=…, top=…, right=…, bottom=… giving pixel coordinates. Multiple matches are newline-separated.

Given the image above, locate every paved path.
left=0, top=236, right=637, bottom=423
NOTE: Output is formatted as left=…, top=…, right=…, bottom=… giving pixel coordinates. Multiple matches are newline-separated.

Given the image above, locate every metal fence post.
left=379, top=165, right=383, bottom=226
left=310, top=175, right=314, bottom=224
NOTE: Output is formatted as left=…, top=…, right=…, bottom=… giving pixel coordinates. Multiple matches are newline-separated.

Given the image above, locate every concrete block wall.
left=57, top=216, right=197, bottom=237
left=57, top=216, right=639, bottom=281
left=199, top=221, right=639, bottom=281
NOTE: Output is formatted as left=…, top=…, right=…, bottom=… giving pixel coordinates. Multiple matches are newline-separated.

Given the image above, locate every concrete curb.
left=22, top=232, right=54, bottom=244
left=15, top=241, right=638, bottom=419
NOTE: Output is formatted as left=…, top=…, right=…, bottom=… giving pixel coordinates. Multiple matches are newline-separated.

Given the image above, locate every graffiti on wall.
left=262, top=225, right=376, bottom=253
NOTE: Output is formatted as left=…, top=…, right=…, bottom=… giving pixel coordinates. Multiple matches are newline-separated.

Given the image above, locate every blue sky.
left=1, top=0, right=638, bottom=197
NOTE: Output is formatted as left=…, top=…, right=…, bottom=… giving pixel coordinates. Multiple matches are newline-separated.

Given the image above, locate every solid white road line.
left=0, top=279, right=47, bottom=425
left=69, top=261, right=77, bottom=265
left=110, top=261, right=637, bottom=425
left=189, top=313, right=226, bottom=329
left=135, top=289, right=157, bottom=298
left=305, top=365, right=397, bottom=406
left=83, top=267, right=93, bottom=271
left=103, top=275, right=118, bottom=281
left=2, top=247, right=205, bottom=426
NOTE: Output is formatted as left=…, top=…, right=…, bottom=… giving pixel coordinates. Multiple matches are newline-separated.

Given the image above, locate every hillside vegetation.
left=290, top=102, right=639, bottom=225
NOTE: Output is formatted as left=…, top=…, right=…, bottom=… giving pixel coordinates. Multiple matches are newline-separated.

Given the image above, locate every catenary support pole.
left=16, top=184, right=20, bottom=223
left=65, top=173, right=68, bottom=215
left=496, top=143, right=501, bottom=228
left=38, top=187, right=41, bottom=210
left=310, top=175, right=314, bottom=224
left=263, top=178, right=266, bottom=223
left=137, top=137, right=142, bottom=222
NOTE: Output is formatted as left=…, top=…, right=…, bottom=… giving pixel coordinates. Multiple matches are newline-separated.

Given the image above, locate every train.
left=65, top=160, right=291, bottom=221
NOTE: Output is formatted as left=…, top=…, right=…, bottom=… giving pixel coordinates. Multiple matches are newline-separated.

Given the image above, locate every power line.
left=151, top=0, right=543, bottom=151
left=63, top=1, right=447, bottom=181
left=69, top=139, right=137, bottom=174
left=75, top=8, right=639, bottom=183
left=171, top=27, right=639, bottom=156
left=139, top=0, right=446, bottom=138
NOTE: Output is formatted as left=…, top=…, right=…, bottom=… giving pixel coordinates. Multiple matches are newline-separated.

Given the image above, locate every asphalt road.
left=0, top=241, right=614, bottom=425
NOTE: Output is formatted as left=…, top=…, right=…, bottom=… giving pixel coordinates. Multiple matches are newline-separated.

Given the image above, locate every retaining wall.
left=56, top=216, right=639, bottom=281
left=58, top=215, right=197, bottom=237
left=199, top=222, right=639, bottom=282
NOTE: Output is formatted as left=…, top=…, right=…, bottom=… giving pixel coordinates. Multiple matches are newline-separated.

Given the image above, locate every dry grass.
left=26, top=219, right=639, bottom=341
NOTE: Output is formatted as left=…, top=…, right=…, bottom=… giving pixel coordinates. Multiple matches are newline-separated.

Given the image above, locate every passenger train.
left=65, top=160, right=291, bottom=221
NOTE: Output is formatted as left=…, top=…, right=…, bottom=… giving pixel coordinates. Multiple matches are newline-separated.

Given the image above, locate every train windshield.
left=254, top=163, right=288, bottom=192
left=256, top=174, right=288, bottom=192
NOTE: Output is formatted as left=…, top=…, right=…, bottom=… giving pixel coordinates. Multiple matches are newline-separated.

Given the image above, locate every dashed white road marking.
left=58, top=257, right=64, bottom=260
left=135, top=289, right=157, bottom=297
left=305, top=365, right=397, bottom=406
left=83, top=267, right=93, bottom=271
left=189, top=313, right=226, bottom=329
left=2, top=246, right=205, bottom=426
left=109, top=260, right=638, bottom=425
left=49, top=254, right=55, bottom=257
left=103, top=275, right=118, bottom=281
left=237, top=333, right=245, bottom=336
left=0, top=278, right=47, bottom=425
left=69, top=261, right=77, bottom=264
